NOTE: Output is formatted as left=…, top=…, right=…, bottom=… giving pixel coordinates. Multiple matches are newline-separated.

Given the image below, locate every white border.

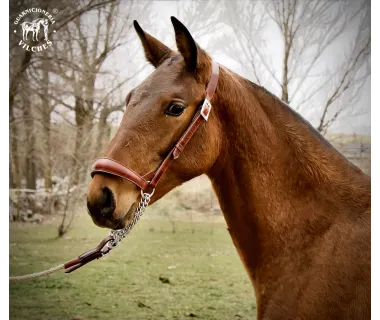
left=372, top=3, right=380, bottom=319
left=4, top=1, right=10, bottom=318
left=0, top=1, right=380, bottom=319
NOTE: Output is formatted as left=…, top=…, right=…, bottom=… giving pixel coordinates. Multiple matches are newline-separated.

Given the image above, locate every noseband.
left=91, top=59, right=220, bottom=193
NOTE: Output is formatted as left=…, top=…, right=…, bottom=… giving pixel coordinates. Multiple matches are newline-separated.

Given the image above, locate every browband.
left=91, top=59, right=220, bottom=192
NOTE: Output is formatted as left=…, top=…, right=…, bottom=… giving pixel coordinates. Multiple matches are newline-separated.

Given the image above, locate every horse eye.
left=165, top=104, right=185, bottom=117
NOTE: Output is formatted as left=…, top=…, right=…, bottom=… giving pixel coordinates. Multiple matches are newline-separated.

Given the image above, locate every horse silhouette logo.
left=21, top=18, right=49, bottom=41
left=13, top=8, right=57, bottom=52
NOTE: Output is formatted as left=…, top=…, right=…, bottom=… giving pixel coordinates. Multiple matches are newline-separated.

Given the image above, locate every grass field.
left=9, top=213, right=256, bottom=320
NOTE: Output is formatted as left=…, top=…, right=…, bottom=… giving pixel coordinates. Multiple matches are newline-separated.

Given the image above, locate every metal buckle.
left=200, top=98, right=212, bottom=121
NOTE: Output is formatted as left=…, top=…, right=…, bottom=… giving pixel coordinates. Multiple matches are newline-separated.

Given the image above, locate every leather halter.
left=91, top=59, right=220, bottom=192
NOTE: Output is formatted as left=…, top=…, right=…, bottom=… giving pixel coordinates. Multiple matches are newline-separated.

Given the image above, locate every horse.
left=21, top=18, right=49, bottom=42
left=21, top=21, right=38, bottom=41
left=87, top=17, right=370, bottom=319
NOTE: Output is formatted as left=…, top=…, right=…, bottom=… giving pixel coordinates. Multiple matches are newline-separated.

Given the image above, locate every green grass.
left=10, top=213, right=256, bottom=320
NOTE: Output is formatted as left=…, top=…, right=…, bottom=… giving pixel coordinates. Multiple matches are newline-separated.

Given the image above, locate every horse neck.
left=207, top=67, right=370, bottom=283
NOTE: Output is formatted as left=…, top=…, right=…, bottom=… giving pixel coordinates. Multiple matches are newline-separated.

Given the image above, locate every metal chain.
left=107, top=191, right=153, bottom=249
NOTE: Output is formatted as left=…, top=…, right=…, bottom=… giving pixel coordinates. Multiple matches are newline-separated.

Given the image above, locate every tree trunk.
left=9, top=50, right=32, bottom=188
left=281, top=33, right=291, bottom=104
left=23, top=95, right=37, bottom=190
left=72, top=96, right=85, bottom=185
left=42, top=120, right=52, bottom=190
left=83, top=76, right=96, bottom=160
left=9, top=100, right=20, bottom=189
left=80, top=116, right=94, bottom=182
left=72, top=92, right=95, bottom=184
left=95, top=108, right=112, bottom=157
left=42, top=59, right=52, bottom=190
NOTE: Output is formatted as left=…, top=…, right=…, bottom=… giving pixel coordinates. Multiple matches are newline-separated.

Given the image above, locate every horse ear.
left=170, top=16, right=208, bottom=73
left=133, top=20, right=173, bottom=68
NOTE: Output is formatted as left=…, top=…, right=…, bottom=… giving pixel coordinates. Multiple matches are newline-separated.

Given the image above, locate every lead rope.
left=9, top=264, right=65, bottom=282
left=9, top=191, right=152, bottom=282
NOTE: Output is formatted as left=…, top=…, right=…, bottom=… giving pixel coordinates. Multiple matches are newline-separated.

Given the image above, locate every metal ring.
left=107, top=241, right=117, bottom=249
left=141, top=188, right=155, bottom=197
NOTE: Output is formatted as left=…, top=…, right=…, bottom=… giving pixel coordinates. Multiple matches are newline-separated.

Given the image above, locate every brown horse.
left=87, top=17, right=371, bottom=319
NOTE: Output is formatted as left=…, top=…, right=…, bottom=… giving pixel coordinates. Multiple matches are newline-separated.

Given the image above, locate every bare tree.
left=9, top=0, right=155, bottom=232
left=9, top=0, right=120, bottom=188
left=40, top=58, right=54, bottom=190
left=43, top=0, right=152, bottom=184
left=224, top=0, right=370, bottom=134
left=140, top=0, right=225, bottom=56
left=175, top=0, right=224, bottom=40
left=223, top=1, right=269, bottom=85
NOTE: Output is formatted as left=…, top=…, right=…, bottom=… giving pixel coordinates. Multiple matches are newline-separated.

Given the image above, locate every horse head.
left=87, top=17, right=222, bottom=229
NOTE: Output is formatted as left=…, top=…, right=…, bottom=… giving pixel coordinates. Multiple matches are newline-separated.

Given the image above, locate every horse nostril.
left=100, top=187, right=116, bottom=216
left=87, top=186, right=116, bottom=218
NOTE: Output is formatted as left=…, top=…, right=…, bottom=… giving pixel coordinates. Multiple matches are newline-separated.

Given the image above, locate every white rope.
left=9, top=264, right=64, bottom=282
